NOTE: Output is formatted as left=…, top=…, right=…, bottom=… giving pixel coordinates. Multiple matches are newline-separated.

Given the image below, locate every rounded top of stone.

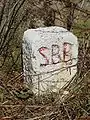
left=23, top=26, right=78, bottom=45
left=24, top=26, right=68, bottom=34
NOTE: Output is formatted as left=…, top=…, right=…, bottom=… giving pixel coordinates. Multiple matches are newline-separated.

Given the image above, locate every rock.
left=23, top=26, right=78, bottom=95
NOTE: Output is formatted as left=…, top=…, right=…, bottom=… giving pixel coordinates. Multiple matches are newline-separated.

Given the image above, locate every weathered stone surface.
left=23, top=26, right=78, bottom=95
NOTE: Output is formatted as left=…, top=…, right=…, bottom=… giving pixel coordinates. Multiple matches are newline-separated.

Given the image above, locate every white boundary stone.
left=23, top=26, right=78, bottom=95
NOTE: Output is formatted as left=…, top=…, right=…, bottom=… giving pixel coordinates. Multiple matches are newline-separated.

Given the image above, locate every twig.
left=26, top=111, right=59, bottom=120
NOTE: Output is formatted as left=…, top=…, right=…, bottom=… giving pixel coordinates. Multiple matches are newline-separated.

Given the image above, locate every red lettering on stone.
left=38, top=47, right=49, bottom=66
